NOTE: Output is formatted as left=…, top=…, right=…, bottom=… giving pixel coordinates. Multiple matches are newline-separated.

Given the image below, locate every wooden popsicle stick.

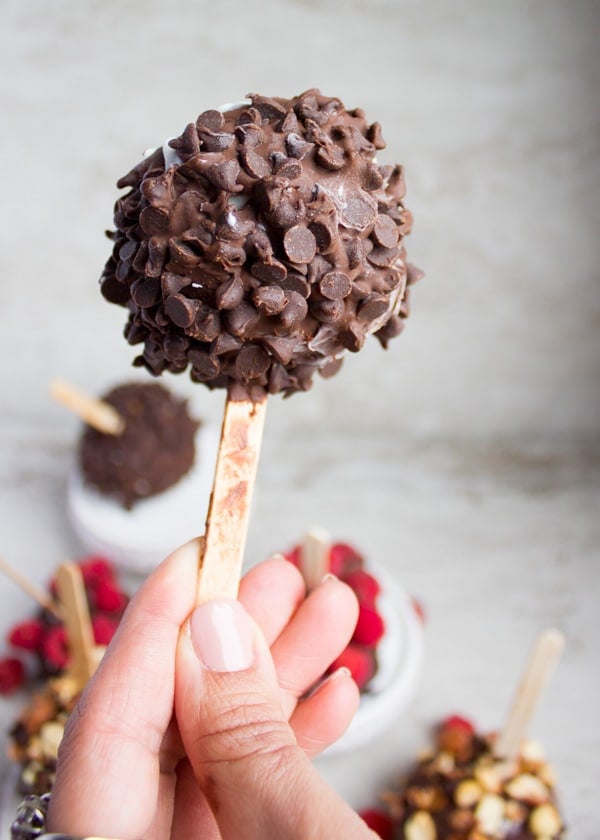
left=50, top=378, right=125, bottom=436
left=55, top=563, right=97, bottom=686
left=196, top=394, right=267, bottom=604
left=300, top=528, right=332, bottom=591
left=493, top=628, right=566, bottom=759
left=0, top=555, right=62, bottom=619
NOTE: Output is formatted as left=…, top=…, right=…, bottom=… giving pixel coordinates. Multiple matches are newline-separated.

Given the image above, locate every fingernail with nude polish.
left=189, top=600, right=254, bottom=672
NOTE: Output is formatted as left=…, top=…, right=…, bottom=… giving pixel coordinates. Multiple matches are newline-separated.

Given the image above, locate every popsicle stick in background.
left=494, top=628, right=566, bottom=760
left=196, top=393, right=267, bottom=604
left=50, top=378, right=125, bottom=436
left=300, top=528, right=331, bottom=591
left=0, top=555, right=62, bottom=620
left=55, top=563, right=97, bottom=687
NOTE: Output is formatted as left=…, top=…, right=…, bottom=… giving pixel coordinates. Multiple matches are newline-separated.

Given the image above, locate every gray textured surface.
left=1, top=1, right=599, bottom=836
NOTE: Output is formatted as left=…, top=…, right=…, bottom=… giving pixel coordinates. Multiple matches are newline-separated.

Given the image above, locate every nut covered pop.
left=100, top=89, right=421, bottom=398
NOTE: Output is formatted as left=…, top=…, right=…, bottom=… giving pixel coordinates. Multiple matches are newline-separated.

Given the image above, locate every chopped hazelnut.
left=505, top=773, right=550, bottom=805
left=474, top=762, right=502, bottom=794
left=404, top=810, right=437, bottom=840
left=40, top=720, right=65, bottom=759
left=474, top=793, right=505, bottom=836
left=454, top=778, right=483, bottom=808
left=529, top=803, right=562, bottom=837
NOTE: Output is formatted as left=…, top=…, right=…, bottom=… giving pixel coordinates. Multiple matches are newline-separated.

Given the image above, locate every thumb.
left=175, top=599, right=373, bottom=840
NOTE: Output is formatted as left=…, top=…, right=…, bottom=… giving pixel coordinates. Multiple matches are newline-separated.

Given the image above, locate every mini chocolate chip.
left=169, top=123, right=201, bottom=159
left=375, top=313, right=404, bottom=348
left=399, top=289, right=411, bottom=318
left=339, top=323, right=365, bottom=352
left=367, top=246, right=400, bottom=268
left=271, top=154, right=302, bottom=180
left=309, top=221, right=334, bottom=253
left=283, top=225, right=317, bottom=264
left=101, top=274, right=131, bottom=305
left=139, top=205, right=170, bottom=235
left=198, top=130, right=234, bottom=153
left=262, top=335, right=297, bottom=365
left=217, top=243, right=246, bottom=267
left=211, top=332, right=243, bottom=355
left=169, top=238, right=202, bottom=267
left=234, top=124, right=266, bottom=147
left=399, top=209, right=413, bottom=234
left=319, top=357, right=344, bottom=378
left=279, top=290, right=308, bottom=328
left=272, top=200, right=304, bottom=229
left=119, top=239, right=138, bottom=262
left=268, top=362, right=292, bottom=394
left=367, top=121, right=386, bottom=149
left=146, top=237, right=167, bottom=277
left=225, top=301, right=260, bottom=337
left=116, top=259, right=130, bottom=282
left=383, top=269, right=403, bottom=291
left=387, top=165, right=406, bottom=198
left=358, top=293, right=390, bottom=322
left=407, top=263, right=425, bottom=285
left=165, top=293, right=199, bottom=328
left=215, top=275, right=244, bottom=310
left=253, top=285, right=288, bottom=315
left=307, top=255, right=333, bottom=283
left=316, top=145, right=345, bottom=171
left=206, top=160, right=242, bottom=192
left=343, top=236, right=364, bottom=269
left=247, top=227, right=274, bottom=260
left=164, top=333, right=189, bottom=360
left=251, top=259, right=287, bottom=283
left=281, top=273, right=310, bottom=298
left=363, top=163, right=384, bottom=191
left=372, top=214, right=399, bottom=248
left=235, top=345, right=271, bottom=380
left=341, top=192, right=377, bottom=231
left=319, top=271, right=352, bottom=300
left=235, top=107, right=262, bottom=126
left=188, top=349, right=221, bottom=380
left=132, top=241, right=149, bottom=273
left=249, top=94, right=287, bottom=120
left=285, top=132, right=314, bottom=160
left=196, top=109, right=225, bottom=132
left=131, top=276, right=161, bottom=309
left=311, top=297, right=344, bottom=324
left=279, top=110, right=299, bottom=133
left=190, top=306, right=221, bottom=342
left=182, top=225, right=213, bottom=249
left=239, top=148, right=272, bottom=180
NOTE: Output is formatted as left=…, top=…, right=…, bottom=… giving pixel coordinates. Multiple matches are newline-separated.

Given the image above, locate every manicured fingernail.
left=189, top=600, right=254, bottom=672
left=330, top=666, right=351, bottom=681
left=320, top=573, right=338, bottom=585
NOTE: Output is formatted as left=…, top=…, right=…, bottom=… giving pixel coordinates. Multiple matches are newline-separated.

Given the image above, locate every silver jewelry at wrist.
left=11, top=792, right=116, bottom=839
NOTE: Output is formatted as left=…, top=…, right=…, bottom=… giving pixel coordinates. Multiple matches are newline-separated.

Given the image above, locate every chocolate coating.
left=101, top=90, right=422, bottom=398
left=78, top=382, right=199, bottom=509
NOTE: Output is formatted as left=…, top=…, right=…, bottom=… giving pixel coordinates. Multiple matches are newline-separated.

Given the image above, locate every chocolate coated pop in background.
left=100, top=89, right=421, bottom=398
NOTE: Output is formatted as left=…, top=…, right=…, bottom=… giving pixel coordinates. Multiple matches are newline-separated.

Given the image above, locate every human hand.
left=47, top=538, right=376, bottom=838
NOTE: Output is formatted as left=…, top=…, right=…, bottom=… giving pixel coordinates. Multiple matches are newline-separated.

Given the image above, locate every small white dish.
left=67, top=423, right=220, bottom=574
left=319, top=563, right=424, bottom=756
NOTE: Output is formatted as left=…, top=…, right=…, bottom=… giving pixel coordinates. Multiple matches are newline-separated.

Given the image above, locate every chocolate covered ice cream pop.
left=100, top=89, right=420, bottom=599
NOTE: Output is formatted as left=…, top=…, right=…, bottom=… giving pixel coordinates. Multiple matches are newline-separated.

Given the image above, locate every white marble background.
left=0, top=1, right=598, bottom=836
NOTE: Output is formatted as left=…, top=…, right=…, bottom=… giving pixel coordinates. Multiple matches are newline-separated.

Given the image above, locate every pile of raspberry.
left=285, top=540, right=415, bottom=691
left=0, top=556, right=128, bottom=696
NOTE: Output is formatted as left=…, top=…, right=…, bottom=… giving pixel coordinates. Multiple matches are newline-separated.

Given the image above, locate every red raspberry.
left=329, top=543, right=363, bottom=577
left=352, top=604, right=385, bottom=647
left=344, top=569, right=381, bottom=605
left=92, top=614, right=120, bottom=646
left=440, top=714, right=475, bottom=735
left=330, top=644, right=376, bottom=691
left=358, top=809, right=394, bottom=840
left=41, top=626, right=69, bottom=671
left=0, top=657, right=26, bottom=695
left=8, top=619, right=44, bottom=652
left=79, top=556, right=115, bottom=589
left=94, top=579, right=127, bottom=613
